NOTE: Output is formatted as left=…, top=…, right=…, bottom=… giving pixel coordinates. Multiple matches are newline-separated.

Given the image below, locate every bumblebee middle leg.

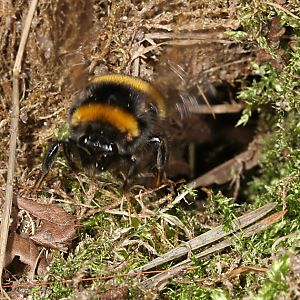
left=123, top=135, right=169, bottom=190
left=122, top=155, right=138, bottom=191
left=148, top=136, right=169, bottom=185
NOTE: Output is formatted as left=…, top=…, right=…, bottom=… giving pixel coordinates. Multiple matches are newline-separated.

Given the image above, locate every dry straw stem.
left=131, top=202, right=277, bottom=275
left=263, top=1, right=300, bottom=20
left=189, top=103, right=244, bottom=114
left=144, top=31, right=234, bottom=43
left=0, top=0, right=38, bottom=297
left=139, top=204, right=283, bottom=290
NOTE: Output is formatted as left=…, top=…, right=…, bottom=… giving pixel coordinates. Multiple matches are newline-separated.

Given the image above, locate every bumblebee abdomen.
left=70, top=74, right=167, bottom=139
left=71, top=103, right=140, bottom=138
left=89, top=74, right=166, bottom=118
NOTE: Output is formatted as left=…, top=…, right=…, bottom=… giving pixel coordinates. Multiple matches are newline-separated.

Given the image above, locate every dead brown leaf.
left=99, top=287, right=128, bottom=300
left=30, top=221, right=77, bottom=251
left=16, top=197, right=78, bottom=251
left=5, top=233, right=47, bottom=279
left=268, top=16, right=286, bottom=47
left=17, top=197, right=77, bottom=227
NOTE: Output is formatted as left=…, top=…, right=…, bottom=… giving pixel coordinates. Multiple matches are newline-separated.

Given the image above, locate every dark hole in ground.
left=166, top=79, right=259, bottom=201
left=4, top=256, right=27, bottom=278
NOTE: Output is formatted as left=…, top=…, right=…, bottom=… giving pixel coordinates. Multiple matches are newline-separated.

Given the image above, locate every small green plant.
left=208, top=192, right=239, bottom=232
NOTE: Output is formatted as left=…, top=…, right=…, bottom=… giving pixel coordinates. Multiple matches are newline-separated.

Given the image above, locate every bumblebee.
left=36, top=74, right=169, bottom=189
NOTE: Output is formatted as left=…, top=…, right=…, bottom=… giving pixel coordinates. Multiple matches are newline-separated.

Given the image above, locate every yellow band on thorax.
left=89, top=74, right=166, bottom=118
left=71, top=103, right=140, bottom=137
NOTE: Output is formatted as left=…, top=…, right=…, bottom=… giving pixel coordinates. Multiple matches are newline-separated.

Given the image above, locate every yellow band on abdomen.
left=71, top=103, right=140, bottom=137
left=89, top=74, right=166, bottom=118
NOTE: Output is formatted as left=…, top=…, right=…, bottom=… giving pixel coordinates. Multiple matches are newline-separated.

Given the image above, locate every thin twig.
left=186, top=136, right=261, bottom=189
left=0, top=0, right=38, bottom=297
left=202, top=57, right=252, bottom=75
left=197, top=85, right=216, bottom=119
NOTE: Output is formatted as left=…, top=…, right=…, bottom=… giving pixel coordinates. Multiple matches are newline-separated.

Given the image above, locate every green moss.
left=245, top=114, right=300, bottom=212
left=208, top=192, right=239, bottom=232
left=252, top=254, right=290, bottom=300
left=53, top=123, right=70, bottom=140
left=167, top=285, right=211, bottom=300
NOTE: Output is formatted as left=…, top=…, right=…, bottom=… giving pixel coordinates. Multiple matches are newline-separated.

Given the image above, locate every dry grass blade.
left=138, top=208, right=285, bottom=290
left=172, top=209, right=287, bottom=269
left=225, top=266, right=269, bottom=280
left=144, top=32, right=233, bottom=43
left=262, top=1, right=300, bottom=20
left=130, top=202, right=277, bottom=275
left=189, top=103, right=244, bottom=114
left=0, top=0, right=38, bottom=297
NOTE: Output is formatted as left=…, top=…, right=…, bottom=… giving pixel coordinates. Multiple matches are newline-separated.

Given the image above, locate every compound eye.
left=79, top=135, right=90, bottom=146
left=148, top=103, right=158, bottom=115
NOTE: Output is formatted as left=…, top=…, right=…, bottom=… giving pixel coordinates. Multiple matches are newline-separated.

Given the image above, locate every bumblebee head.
left=79, top=134, right=117, bottom=155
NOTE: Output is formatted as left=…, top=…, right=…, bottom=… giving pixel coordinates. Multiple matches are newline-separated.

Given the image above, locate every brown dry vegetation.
left=0, top=0, right=255, bottom=193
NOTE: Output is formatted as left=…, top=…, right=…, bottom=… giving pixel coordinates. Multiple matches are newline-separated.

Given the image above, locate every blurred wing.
left=152, top=46, right=215, bottom=120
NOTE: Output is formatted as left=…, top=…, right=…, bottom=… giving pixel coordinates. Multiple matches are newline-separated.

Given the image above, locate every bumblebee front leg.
left=61, top=139, right=81, bottom=171
left=34, top=141, right=62, bottom=188
left=35, top=140, right=78, bottom=188
left=122, top=136, right=168, bottom=190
